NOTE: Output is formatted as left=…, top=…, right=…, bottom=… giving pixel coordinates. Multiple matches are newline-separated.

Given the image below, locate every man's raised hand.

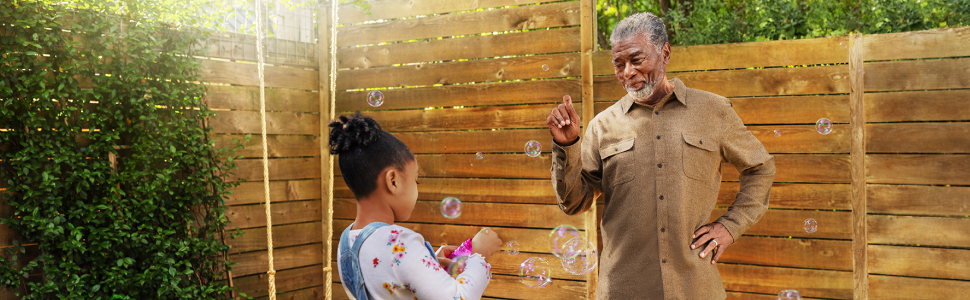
left=547, top=95, right=581, bottom=145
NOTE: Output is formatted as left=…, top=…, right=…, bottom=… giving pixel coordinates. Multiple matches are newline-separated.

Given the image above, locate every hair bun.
left=329, top=112, right=382, bottom=154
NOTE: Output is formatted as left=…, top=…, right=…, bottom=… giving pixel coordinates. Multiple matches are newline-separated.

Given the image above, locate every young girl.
left=331, top=113, right=502, bottom=300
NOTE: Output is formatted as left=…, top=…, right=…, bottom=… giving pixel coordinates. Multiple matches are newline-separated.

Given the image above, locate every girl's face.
left=389, top=159, right=420, bottom=222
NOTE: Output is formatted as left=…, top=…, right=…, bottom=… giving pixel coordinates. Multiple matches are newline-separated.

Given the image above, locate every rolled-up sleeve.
left=715, top=103, right=775, bottom=239
left=551, top=125, right=603, bottom=216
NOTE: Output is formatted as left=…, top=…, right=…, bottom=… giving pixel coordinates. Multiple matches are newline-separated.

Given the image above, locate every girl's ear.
left=384, top=168, right=400, bottom=195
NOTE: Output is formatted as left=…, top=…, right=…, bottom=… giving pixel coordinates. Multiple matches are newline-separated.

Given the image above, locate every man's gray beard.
left=625, top=79, right=659, bottom=102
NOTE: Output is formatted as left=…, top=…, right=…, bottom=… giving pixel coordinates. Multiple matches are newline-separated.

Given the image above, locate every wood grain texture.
left=252, top=286, right=322, bottom=300
left=332, top=198, right=585, bottom=229
left=356, top=103, right=574, bottom=132
left=213, top=134, right=321, bottom=158
left=593, top=64, right=851, bottom=100
left=863, top=26, right=970, bottom=61
left=718, top=263, right=853, bottom=299
left=867, top=184, right=970, bottom=216
left=866, top=123, right=970, bottom=153
left=865, top=90, right=970, bottom=122
left=336, top=79, right=580, bottom=112
left=336, top=53, right=580, bottom=90
left=205, top=85, right=319, bottom=112
left=392, top=129, right=551, bottom=154
left=594, top=95, right=850, bottom=125
left=866, top=154, right=970, bottom=185
left=335, top=153, right=550, bottom=179
left=868, top=274, right=970, bottom=300
left=711, top=208, right=852, bottom=240
left=210, top=111, right=320, bottom=135
left=721, top=154, right=851, bottom=183
left=593, top=35, right=849, bottom=74
left=849, top=33, right=868, bottom=300
left=747, top=124, right=849, bottom=153
left=229, top=221, right=323, bottom=254
left=718, top=236, right=852, bottom=271
left=227, top=179, right=321, bottom=206
left=234, top=265, right=323, bottom=299
left=226, top=200, right=321, bottom=229
left=868, top=244, right=970, bottom=280
left=337, top=1, right=581, bottom=46
left=337, top=0, right=553, bottom=24
left=200, top=59, right=317, bottom=90
left=335, top=177, right=556, bottom=204
left=717, top=183, right=851, bottom=210
left=338, top=27, right=580, bottom=69
left=229, top=158, right=321, bottom=182
left=867, top=215, right=970, bottom=248
left=864, top=57, right=970, bottom=92
left=230, top=243, right=323, bottom=277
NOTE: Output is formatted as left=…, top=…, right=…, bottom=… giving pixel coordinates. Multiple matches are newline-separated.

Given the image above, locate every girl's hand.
left=471, top=227, right=502, bottom=261
left=436, top=245, right=458, bottom=268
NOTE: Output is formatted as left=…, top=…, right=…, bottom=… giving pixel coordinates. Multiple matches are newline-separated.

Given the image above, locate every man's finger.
left=551, top=108, right=566, bottom=128
left=690, top=232, right=713, bottom=250
left=692, top=224, right=712, bottom=239
left=563, top=95, right=572, bottom=106
left=711, top=245, right=725, bottom=264
left=564, top=94, right=580, bottom=121
left=557, top=104, right=571, bottom=126
left=699, top=238, right=717, bottom=259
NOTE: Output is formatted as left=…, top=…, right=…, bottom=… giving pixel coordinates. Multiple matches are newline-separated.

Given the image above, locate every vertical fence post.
left=318, top=2, right=335, bottom=299
left=848, top=33, right=868, bottom=300
left=580, top=0, right=597, bottom=298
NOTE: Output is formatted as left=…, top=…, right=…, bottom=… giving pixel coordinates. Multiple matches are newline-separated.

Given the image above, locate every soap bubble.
left=441, top=197, right=462, bottom=219
left=485, top=79, right=491, bottom=84
left=476, top=152, right=483, bottom=159
left=542, top=64, right=550, bottom=71
left=548, top=225, right=581, bottom=258
left=804, top=218, right=818, bottom=233
left=774, top=130, right=781, bottom=137
left=858, top=69, right=865, bottom=74
left=777, top=289, right=802, bottom=300
left=784, top=57, right=790, bottom=62
left=367, top=91, right=384, bottom=107
left=816, top=118, right=833, bottom=135
left=519, top=257, right=552, bottom=289
left=525, top=140, right=541, bottom=157
left=560, top=237, right=597, bottom=275
left=505, top=240, right=520, bottom=255
left=448, top=255, right=468, bottom=277
left=840, top=42, right=847, bottom=49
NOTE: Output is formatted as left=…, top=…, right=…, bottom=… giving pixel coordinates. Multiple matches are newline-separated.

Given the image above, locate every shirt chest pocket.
left=600, top=138, right=636, bottom=188
left=682, top=133, right=719, bottom=182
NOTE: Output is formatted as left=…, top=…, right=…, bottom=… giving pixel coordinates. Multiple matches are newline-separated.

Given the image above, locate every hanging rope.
left=325, top=0, right=339, bottom=299
left=254, top=0, right=278, bottom=299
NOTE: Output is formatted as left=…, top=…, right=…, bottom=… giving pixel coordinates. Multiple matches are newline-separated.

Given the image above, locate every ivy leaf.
left=92, top=284, right=101, bottom=292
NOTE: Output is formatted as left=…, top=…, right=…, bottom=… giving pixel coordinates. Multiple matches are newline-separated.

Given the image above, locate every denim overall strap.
left=339, top=222, right=389, bottom=300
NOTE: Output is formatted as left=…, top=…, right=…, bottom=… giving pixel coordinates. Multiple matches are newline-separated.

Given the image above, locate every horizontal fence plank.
left=866, top=123, right=970, bottom=153
left=202, top=32, right=318, bottom=67
left=711, top=209, right=852, bottom=240
left=864, top=57, right=970, bottom=92
left=722, top=154, right=851, bottom=183
left=337, top=53, right=580, bottom=90
left=593, top=36, right=849, bottom=74
left=210, top=111, right=320, bottom=135
left=201, top=59, right=317, bottom=90
left=230, top=158, right=321, bottom=182
left=718, top=263, right=852, bottom=299
left=337, top=0, right=552, bottom=24
left=868, top=244, right=970, bottom=280
left=747, top=124, right=849, bottom=153
left=393, top=129, right=551, bottom=154
left=333, top=198, right=584, bottom=229
left=338, top=27, right=580, bottom=69
left=227, top=200, right=321, bottom=229
left=230, top=243, right=322, bottom=277
left=594, top=65, right=850, bottom=100
left=480, top=274, right=585, bottom=299
left=864, top=90, right=970, bottom=122
left=868, top=274, right=970, bottom=300
left=227, top=179, right=321, bottom=206
left=867, top=184, right=970, bottom=216
left=234, top=265, right=323, bottom=299
left=336, top=79, right=580, bottom=112
left=863, top=26, right=970, bottom=61
left=594, top=95, right=850, bottom=125
left=717, top=183, right=851, bottom=210
left=213, top=134, right=321, bottom=158
left=358, top=103, right=568, bottom=132
left=229, top=221, right=323, bottom=254
left=205, top=85, right=319, bottom=112
left=866, top=154, right=970, bottom=185
left=335, top=153, right=550, bottom=179
left=719, top=236, right=852, bottom=271
left=867, top=215, right=970, bottom=248
left=337, top=1, right=581, bottom=46
left=334, top=177, right=556, bottom=204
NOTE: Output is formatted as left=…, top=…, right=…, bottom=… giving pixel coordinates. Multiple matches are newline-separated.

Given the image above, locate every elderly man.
left=547, top=13, right=775, bottom=299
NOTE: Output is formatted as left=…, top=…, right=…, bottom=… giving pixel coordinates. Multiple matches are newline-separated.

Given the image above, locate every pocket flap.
left=683, top=133, right=717, bottom=152
left=600, top=138, right=635, bottom=159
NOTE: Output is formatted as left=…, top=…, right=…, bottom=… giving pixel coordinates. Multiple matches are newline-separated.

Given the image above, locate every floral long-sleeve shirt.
left=338, top=225, right=492, bottom=300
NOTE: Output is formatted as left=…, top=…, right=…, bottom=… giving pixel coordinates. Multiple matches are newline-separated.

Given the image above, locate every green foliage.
left=597, top=0, right=970, bottom=47
left=0, top=0, right=246, bottom=299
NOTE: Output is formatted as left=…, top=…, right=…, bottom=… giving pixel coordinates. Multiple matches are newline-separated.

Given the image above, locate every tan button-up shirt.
left=551, top=78, right=775, bottom=299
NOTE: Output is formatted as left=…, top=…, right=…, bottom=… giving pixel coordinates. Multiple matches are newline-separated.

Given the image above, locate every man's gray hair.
left=610, top=12, right=668, bottom=52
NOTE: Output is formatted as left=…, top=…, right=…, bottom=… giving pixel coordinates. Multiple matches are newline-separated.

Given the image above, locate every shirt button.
left=656, top=135, right=660, bottom=140
left=700, top=140, right=704, bottom=144
left=615, top=148, right=618, bottom=151
left=657, top=163, right=663, bottom=168
left=662, top=259, right=667, bottom=263
left=659, top=195, right=664, bottom=200
left=655, top=111, right=659, bottom=115
left=661, top=228, right=666, bottom=232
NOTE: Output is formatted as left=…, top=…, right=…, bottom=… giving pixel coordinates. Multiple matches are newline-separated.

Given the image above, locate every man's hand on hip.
left=691, top=222, right=734, bottom=264
left=547, top=95, right=581, bottom=145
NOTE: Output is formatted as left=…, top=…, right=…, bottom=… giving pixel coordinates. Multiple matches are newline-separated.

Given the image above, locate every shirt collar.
left=619, top=78, right=688, bottom=114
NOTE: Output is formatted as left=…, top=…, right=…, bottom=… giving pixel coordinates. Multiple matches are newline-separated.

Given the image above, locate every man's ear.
left=662, top=42, right=671, bottom=64
left=384, top=168, right=400, bottom=195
